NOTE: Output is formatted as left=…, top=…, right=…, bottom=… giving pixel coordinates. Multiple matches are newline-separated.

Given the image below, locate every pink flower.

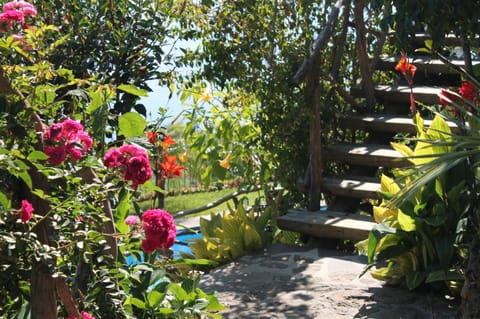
left=104, top=144, right=152, bottom=189
left=44, top=145, right=67, bottom=165
left=123, top=155, right=153, bottom=189
left=3, top=1, right=37, bottom=17
left=141, top=209, right=176, bottom=253
left=104, top=148, right=124, bottom=167
left=44, top=118, right=92, bottom=165
left=125, top=215, right=140, bottom=226
left=20, top=199, right=34, bottom=223
left=80, top=311, right=95, bottom=319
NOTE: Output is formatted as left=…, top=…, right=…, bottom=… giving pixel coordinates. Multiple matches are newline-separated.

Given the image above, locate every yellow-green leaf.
left=397, top=210, right=416, bottom=231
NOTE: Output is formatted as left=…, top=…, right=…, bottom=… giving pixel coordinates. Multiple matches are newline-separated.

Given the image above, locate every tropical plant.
left=358, top=50, right=480, bottom=316
left=187, top=204, right=272, bottom=264
left=358, top=113, right=469, bottom=292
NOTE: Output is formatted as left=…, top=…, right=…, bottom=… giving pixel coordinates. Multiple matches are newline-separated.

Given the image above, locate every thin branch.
left=173, top=185, right=262, bottom=218
left=293, top=0, right=344, bottom=84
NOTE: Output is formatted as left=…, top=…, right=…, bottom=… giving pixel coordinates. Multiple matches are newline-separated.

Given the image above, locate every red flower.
left=395, top=51, right=417, bottom=79
left=159, top=153, right=184, bottom=178
left=459, top=81, right=476, bottom=103
left=20, top=199, right=34, bottom=223
left=141, top=209, right=176, bottom=252
left=146, top=131, right=157, bottom=145
left=162, top=135, right=176, bottom=150
left=439, top=89, right=457, bottom=106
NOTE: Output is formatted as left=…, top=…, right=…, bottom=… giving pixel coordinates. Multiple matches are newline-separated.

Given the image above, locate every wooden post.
left=354, top=0, right=376, bottom=112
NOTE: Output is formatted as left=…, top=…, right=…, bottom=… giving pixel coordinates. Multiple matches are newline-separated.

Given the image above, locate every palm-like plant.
left=358, top=51, right=480, bottom=317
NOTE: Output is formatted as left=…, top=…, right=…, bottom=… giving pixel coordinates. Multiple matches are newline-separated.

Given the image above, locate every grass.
left=139, top=188, right=264, bottom=218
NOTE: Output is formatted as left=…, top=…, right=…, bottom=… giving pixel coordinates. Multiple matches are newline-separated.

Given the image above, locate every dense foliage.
left=0, top=1, right=222, bottom=318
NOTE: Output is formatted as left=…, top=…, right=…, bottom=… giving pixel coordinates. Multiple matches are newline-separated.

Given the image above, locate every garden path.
left=175, top=215, right=458, bottom=318
left=199, top=243, right=458, bottom=318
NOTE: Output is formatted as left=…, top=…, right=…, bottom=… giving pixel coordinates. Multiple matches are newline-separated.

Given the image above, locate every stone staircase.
left=277, top=35, right=473, bottom=242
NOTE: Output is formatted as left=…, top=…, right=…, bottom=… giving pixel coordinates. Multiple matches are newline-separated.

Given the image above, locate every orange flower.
left=159, top=153, right=184, bottom=178
left=178, top=152, right=188, bottom=163
left=146, top=131, right=157, bottom=145
left=218, top=153, right=232, bottom=169
left=162, top=135, right=176, bottom=150
left=395, top=51, right=417, bottom=79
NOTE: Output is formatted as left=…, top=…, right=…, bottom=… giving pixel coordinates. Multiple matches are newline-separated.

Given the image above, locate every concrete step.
left=277, top=209, right=375, bottom=242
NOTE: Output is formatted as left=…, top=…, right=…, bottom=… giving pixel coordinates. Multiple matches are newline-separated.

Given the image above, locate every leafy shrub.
left=188, top=205, right=272, bottom=264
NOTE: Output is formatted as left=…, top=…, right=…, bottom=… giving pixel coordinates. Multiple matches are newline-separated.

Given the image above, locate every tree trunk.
left=459, top=234, right=480, bottom=318
left=28, top=168, right=57, bottom=319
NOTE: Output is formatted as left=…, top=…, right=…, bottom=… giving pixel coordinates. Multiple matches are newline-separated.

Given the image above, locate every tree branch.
left=293, top=0, right=344, bottom=84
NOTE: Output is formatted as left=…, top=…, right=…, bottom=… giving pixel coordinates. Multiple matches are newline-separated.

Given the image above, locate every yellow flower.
left=199, top=89, right=213, bottom=102
left=178, top=152, right=188, bottom=163
left=218, top=153, right=232, bottom=169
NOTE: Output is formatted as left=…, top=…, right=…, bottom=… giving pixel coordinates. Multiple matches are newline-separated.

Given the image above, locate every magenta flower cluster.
left=104, top=144, right=153, bottom=189
left=20, top=199, right=34, bottom=223
left=44, top=118, right=93, bottom=165
left=65, top=311, right=95, bottom=319
left=141, top=209, right=176, bottom=253
left=0, top=1, right=37, bottom=31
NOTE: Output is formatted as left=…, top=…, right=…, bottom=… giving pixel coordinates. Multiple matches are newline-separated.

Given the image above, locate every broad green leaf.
left=0, top=191, right=11, bottom=209
left=147, top=290, right=165, bottom=308
left=391, top=142, right=414, bottom=159
left=86, top=90, right=107, bottom=114
left=124, top=296, right=146, bottom=309
left=27, top=150, right=49, bottom=161
left=415, top=112, right=424, bottom=134
left=373, top=205, right=397, bottom=223
left=405, top=271, right=427, bottom=290
left=168, top=283, right=189, bottom=300
left=118, top=84, right=148, bottom=97
left=380, top=174, right=401, bottom=194
left=118, top=112, right=146, bottom=137
left=397, top=210, right=416, bottom=231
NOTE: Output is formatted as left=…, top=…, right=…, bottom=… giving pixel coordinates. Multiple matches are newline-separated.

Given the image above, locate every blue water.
left=125, top=227, right=202, bottom=265
left=172, top=228, right=203, bottom=258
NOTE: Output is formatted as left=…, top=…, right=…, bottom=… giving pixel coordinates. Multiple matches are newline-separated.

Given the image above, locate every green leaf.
left=168, top=283, right=189, bottom=300
left=0, top=192, right=11, bottom=209
left=397, top=210, right=416, bottom=231
left=124, top=296, right=146, bottom=309
left=405, top=271, right=427, bottom=290
left=27, top=150, right=49, bottom=161
left=118, top=84, right=148, bottom=97
left=147, top=290, right=165, bottom=308
left=118, top=112, right=147, bottom=137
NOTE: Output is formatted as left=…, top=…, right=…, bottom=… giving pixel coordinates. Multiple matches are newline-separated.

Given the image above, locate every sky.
left=140, top=80, right=185, bottom=124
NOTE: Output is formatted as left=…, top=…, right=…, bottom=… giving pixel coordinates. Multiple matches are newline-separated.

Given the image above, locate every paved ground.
left=199, top=243, right=459, bottom=318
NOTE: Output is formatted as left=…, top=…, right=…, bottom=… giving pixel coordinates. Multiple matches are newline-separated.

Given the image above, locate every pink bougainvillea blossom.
left=103, top=144, right=152, bottom=189
left=20, top=199, right=34, bottom=223
left=44, top=118, right=92, bottom=165
left=141, top=209, right=176, bottom=253
left=125, top=215, right=140, bottom=226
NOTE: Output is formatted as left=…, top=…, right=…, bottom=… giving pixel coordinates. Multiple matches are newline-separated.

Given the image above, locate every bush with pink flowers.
left=0, top=2, right=222, bottom=318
